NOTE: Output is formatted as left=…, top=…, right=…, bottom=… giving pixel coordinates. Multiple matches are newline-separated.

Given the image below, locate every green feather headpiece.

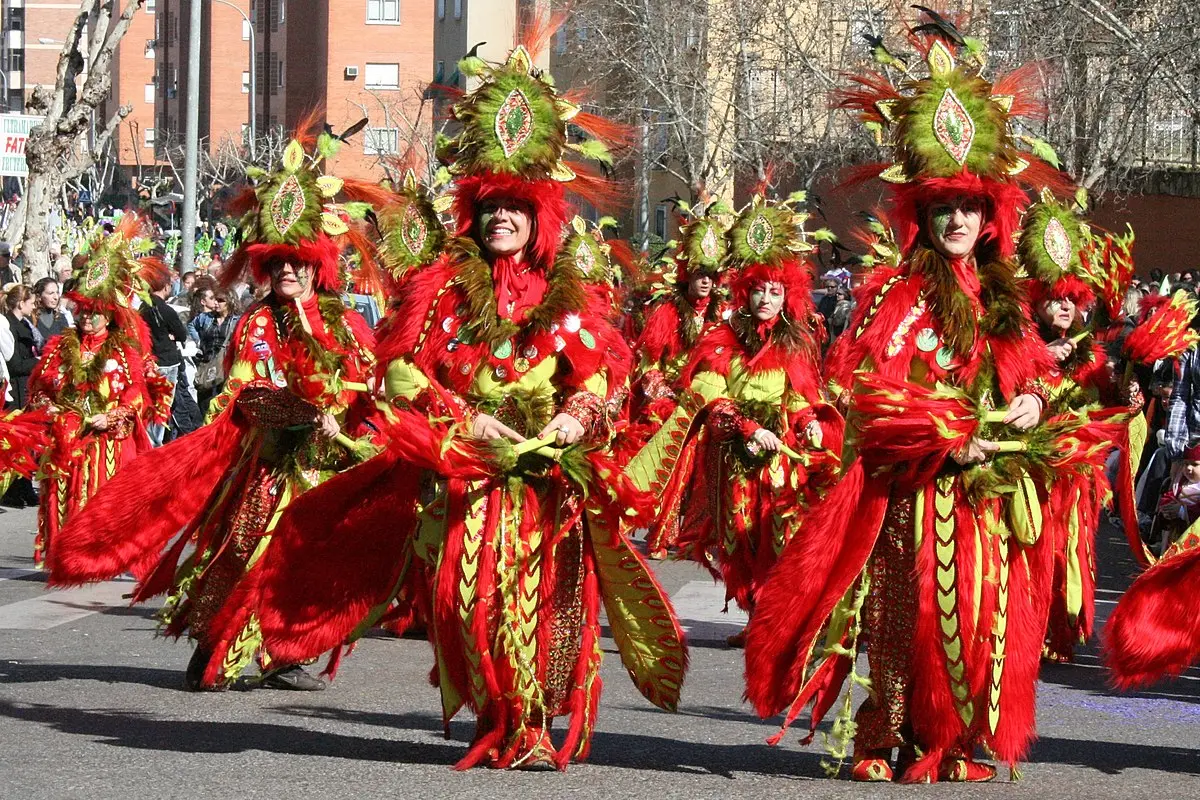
left=1019, top=189, right=1087, bottom=286
left=438, top=45, right=608, bottom=183
left=378, top=169, right=450, bottom=280
left=239, top=131, right=360, bottom=248
left=727, top=191, right=832, bottom=270
left=845, top=28, right=1061, bottom=188
left=73, top=214, right=165, bottom=311
left=559, top=215, right=618, bottom=288
left=675, top=197, right=733, bottom=277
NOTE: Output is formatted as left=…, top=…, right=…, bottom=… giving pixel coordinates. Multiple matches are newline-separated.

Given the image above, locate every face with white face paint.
left=749, top=281, right=785, bottom=322
left=925, top=195, right=984, bottom=258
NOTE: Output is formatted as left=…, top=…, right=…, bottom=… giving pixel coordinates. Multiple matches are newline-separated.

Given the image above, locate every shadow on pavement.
left=268, top=702, right=826, bottom=778
left=1040, top=660, right=1200, bottom=705
left=586, top=729, right=825, bottom=779
left=1031, top=735, right=1200, bottom=776
left=0, top=661, right=183, bottom=690
left=0, top=698, right=462, bottom=764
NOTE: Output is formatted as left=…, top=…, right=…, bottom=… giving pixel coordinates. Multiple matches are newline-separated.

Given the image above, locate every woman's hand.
left=87, top=413, right=109, bottom=431
left=952, top=436, right=1000, bottom=465
left=750, top=428, right=782, bottom=453
left=472, top=413, right=526, bottom=443
left=1047, top=338, right=1075, bottom=363
left=315, top=412, right=340, bottom=439
left=539, top=413, right=585, bottom=446
left=804, top=420, right=823, bottom=449
left=1002, top=394, right=1043, bottom=431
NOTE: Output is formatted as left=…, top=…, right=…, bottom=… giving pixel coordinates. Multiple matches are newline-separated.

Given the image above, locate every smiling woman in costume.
left=245, top=36, right=686, bottom=771
left=743, top=18, right=1070, bottom=783
left=45, top=121, right=383, bottom=692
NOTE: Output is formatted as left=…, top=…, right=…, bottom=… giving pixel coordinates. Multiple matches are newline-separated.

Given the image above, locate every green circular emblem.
left=492, top=339, right=513, bottom=359
left=578, top=329, right=596, bottom=350
left=935, top=346, right=955, bottom=369
left=915, top=328, right=939, bottom=352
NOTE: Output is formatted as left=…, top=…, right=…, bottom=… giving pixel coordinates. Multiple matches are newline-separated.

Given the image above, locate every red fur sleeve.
left=556, top=303, right=632, bottom=392
left=824, top=266, right=916, bottom=388
left=680, top=324, right=737, bottom=385
left=635, top=299, right=684, bottom=368
left=993, top=317, right=1057, bottom=401
left=375, top=256, right=457, bottom=366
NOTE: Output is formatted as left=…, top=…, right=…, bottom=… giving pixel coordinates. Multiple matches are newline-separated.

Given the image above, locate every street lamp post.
left=213, top=0, right=256, bottom=159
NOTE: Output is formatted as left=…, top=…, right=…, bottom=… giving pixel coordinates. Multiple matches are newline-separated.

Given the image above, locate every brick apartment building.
left=154, top=0, right=434, bottom=182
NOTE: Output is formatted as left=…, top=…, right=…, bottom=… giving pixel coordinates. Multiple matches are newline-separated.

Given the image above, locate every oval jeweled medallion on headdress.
left=746, top=213, right=775, bottom=256
left=496, top=89, right=536, bottom=159
left=269, top=174, right=308, bottom=238
left=933, top=88, right=975, bottom=165
left=1043, top=217, right=1072, bottom=270
left=400, top=204, right=430, bottom=257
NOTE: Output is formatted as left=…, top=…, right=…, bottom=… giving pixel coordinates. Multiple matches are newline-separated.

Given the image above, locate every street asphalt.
left=0, top=503, right=1196, bottom=799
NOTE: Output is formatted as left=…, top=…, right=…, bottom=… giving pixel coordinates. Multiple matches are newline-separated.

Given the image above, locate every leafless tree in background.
left=6, top=0, right=145, bottom=280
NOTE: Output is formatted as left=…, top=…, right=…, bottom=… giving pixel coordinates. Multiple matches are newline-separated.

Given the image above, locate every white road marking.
left=0, top=579, right=133, bottom=630
left=670, top=580, right=748, bottom=641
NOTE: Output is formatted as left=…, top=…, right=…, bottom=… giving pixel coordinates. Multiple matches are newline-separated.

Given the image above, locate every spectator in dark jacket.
left=2, top=285, right=40, bottom=507
left=32, top=277, right=73, bottom=342
left=140, top=276, right=202, bottom=443
left=4, top=285, right=40, bottom=409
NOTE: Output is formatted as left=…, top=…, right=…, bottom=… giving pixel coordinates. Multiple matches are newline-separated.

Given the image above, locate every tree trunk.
left=20, top=170, right=60, bottom=282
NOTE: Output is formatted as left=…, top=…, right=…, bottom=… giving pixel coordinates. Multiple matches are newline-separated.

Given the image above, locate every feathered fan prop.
left=1082, top=224, right=1136, bottom=326
left=0, top=401, right=54, bottom=482
left=852, top=373, right=1014, bottom=485
left=1125, top=290, right=1200, bottom=374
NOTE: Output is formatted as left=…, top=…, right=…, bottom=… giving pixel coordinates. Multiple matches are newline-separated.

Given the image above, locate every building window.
left=363, top=127, right=399, bottom=155
left=144, top=128, right=155, bottom=148
left=364, top=62, right=399, bottom=89
left=454, top=0, right=462, bottom=19
left=144, top=84, right=155, bottom=103
left=654, top=204, right=667, bottom=239
left=242, top=19, right=251, bottom=40
left=242, top=71, right=250, bottom=94
left=367, top=0, right=400, bottom=23
left=146, top=0, right=157, bottom=11
left=436, top=0, right=445, bottom=21
left=278, top=60, right=285, bottom=87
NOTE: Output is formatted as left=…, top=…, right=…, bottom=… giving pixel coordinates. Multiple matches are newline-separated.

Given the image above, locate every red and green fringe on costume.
left=252, top=230, right=687, bottom=770
left=47, top=293, right=377, bottom=688
left=27, top=327, right=171, bottom=568
left=745, top=248, right=1059, bottom=780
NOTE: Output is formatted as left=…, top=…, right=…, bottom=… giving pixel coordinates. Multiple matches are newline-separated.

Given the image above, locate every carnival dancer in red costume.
left=630, top=191, right=842, bottom=640
left=19, top=216, right=172, bottom=568
left=45, top=122, right=383, bottom=691
left=1019, top=193, right=1143, bottom=663
left=244, top=38, right=686, bottom=771
left=743, top=19, right=1068, bottom=783
left=631, top=200, right=732, bottom=557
